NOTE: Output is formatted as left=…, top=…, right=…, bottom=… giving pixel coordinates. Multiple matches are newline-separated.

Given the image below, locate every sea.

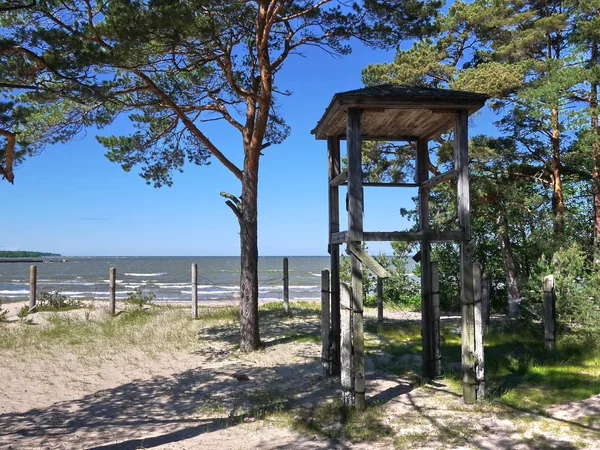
left=0, top=256, right=330, bottom=304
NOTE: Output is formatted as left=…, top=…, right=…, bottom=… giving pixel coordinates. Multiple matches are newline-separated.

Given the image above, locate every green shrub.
left=0, top=298, right=7, bottom=322
left=17, top=305, right=32, bottom=323
left=125, top=287, right=155, bottom=308
left=37, top=290, right=83, bottom=311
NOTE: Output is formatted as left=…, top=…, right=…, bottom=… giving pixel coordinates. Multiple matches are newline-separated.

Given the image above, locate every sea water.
left=0, top=256, right=330, bottom=303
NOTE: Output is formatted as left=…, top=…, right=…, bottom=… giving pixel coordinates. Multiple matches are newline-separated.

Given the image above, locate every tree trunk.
left=497, top=211, right=521, bottom=318
left=551, top=108, right=566, bottom=234
left=239, top=151, right=261, bottom=351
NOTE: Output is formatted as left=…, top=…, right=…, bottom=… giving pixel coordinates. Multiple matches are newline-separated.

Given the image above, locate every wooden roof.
left=312, top=84, right=489, bottom=140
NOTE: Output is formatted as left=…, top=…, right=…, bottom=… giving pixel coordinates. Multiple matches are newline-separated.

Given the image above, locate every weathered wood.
left=420, top=169, right=458, bottom=189
left=543, top=275, right=556, bottom=351
left=347, top=108, right=363, bottom=242
left=29, top=265, right=37, bottom=310
left=347, top=242, right=391, bottom=278
left=191, top=263, right=198, bottom=319
left=340, top=282, right=354, bottom=407
left=330, top=231, right=347, bottom=245
left=283, top=257, right=289, bottom=314
left=362, top=230, right=464, bottom=242
left=417, top=137, right=435, bottom=379
left=330, top=170, right=348, bottom=187
left=351, top=253, right=365, bottom=409
left=431, top=261, right=441, bottom=378
left=321, top=270, right=331, bottom=376
left=328, top=136, right=341, bottom=376
left=473, top=263, right=485, bottom=399
left=481, top=272, right=491, bottom=332
left=456, top=109, right=480, bottom=403
left=109, top=267, right=116, bottom=317
left=377, top=277, right=384, bottom=324
left=335, top=181, right=419, bottom=188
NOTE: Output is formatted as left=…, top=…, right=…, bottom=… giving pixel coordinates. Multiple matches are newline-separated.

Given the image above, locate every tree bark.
left=591, top=40, right=600, bottom=256
left=239, top=150, right=261, bottom=351
left=497, top=211, right=521, bottom=318
left=551, top=108, right=566, bottom=234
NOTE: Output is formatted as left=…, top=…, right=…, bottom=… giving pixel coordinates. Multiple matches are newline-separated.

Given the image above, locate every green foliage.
left=37, top=290, right=83, bottom=311
left=0, top=251, right=60, bottom=257
left=523, top=243, right=600, bottom=331
left=0, top=298, right=7, bottom=322
left=16, top=305, right=31, bottom=323
left=125, top=287, right=156, bottom=308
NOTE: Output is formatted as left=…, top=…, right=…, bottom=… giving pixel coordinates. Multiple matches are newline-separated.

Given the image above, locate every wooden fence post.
left=283, top=257, right=289, bottom=314
left=321, top=270, right=330, bottom=376
left=192, top=263, right=198, bottom=319
left=543, top=275, right=556, bottom=351
left=109, top=267, right=116, bottom=316
left=29, top=265, right=37, bottom=311
left=481, top=272, right=491, bottom=332
left=473, top=263, right=485, bottom=399
left=340, top=282, right=354, bottom=407
left=377, top=277, right=384, bottom=324
left=431, top=262, right=441, bottom=378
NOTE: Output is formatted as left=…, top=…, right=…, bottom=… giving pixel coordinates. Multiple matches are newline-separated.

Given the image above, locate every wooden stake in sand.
left=340, top=281, right=354, bottom=407
left=283, top=257, right=289, bottom=314
left=192, top=263, right=198, bottom=319
left=109, top=267, right=116, bottom=316
left=29, top=265, right=37, bottom=310
left=543, top=275, right=556, bottom=351
left=321, top=269, right=330, bottom=376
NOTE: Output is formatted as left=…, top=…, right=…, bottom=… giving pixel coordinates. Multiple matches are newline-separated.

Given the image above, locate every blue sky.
left=0, top=40, right=496, bottom=257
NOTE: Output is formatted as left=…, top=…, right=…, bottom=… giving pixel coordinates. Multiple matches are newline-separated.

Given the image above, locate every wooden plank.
left=346, top=108, right=363, bottom=242
left=347, top=242, right=391, bottom=278
left=417, top=137, right=434, bottom=380
left=340, top=281, right=354, bottom=407
left=191, top=263, right=198, bottom=319
left=431, top=261, right=441, bottom=378
left=330, top=231, right=348, bottom=245
left=420, top=170, right=458, bottom=189
left=363, top=182, right=419, bottom=188
left=455, top=109, right=479, bottom=403
left=473, top=263, right=485, bottom=399
left=362, top=230, right=464, bottom=242
left=29, top=265, right=37, bottom=311
left=328, top=136, right=341, bottom=376
left=283, top=257, right=289, bottom=314
left=330, top=170, right=348, bottom=187
left=109, top=267, right=117, bottom=317
left=543, top=275, right=556, bottom=351
left=321, top=270, right=331, bottom=376
left=377, top=277, right=384, bottom=324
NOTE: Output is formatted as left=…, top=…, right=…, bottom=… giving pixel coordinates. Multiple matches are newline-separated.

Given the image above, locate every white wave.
left=0, top=289, right=29, bottom=295
left=183, top=290, right=239, bottom=295
left=289, top=285, right=318, bottom=290
left=124, top=273, right=166, bottom=277
left=311, top=273, right=322, bottom=277
left=102, top=279, right=125, bottom=283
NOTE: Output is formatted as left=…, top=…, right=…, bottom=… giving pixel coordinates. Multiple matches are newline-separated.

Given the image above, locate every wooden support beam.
left=330, top=170, right=348, bottom=187
left=328, top=136, right=341, bottom=376
left=283, top=257, right=289, bottom=314
left=321, top=269, right=331, bottom=376
left=417, top=137, right=435, bottom=380
left=473, top=263, right=485, bottom=399
left=347, top=108, right=363, bottom=242
left=456, top=109, right=480, bottom=403
left=330, top=231, right=348, bottom=245
left=29, top=265, right=37, bottom=311
left=420, top=170, right=458, bottom=189
left=109, top=267, right=117, bottom=317
left=347, top=242, right=391, bottom=278
left=335, top=181, right=420, bottom=188
left=431, top=261, right=441, bottom=378
left=481, top=272, right=491, bottom=332
left=340, top=282, right=354, bottom=407
left=543, top=275, right=556, bottom=351
left=362, top=230, right=464, bottom=242
left=377, top=277, right=384, bottom=324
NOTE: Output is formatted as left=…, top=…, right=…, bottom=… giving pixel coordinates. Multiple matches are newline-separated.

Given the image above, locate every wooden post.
left=29, top=265, right=37, bottom=310
left=456, top=110, right=480, bottom=403
left=543, top=275, right=556, bottom=351
left=417, top=137, right=436, bottom=379
left=431, top=261, right=441, bottom=378
left=283, top=257, right=289, bottom=314
left=328, top=136, right=341, bottom=376
left=321, top=270, right=331, bottom=376
left=377, top=277, right=384, bottom=324
left=340, top=282, right=353, bottom=407
left=191, top=263, right=198, bottom=319
left=109, top=267, right=116, bottom=316
left=473, top=263, right=485, bottom=398
left=347, top=108, right=365, bottom=409
left=481, top=272, right=491, bottom=332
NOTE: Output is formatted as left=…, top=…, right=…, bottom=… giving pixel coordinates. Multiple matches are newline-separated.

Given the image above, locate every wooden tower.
left=312, top=84, right=489, bottom=406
